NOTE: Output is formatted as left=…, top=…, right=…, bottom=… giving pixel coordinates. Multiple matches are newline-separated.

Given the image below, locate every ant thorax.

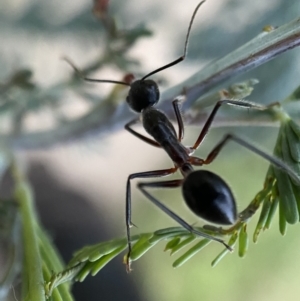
left=142, top=107, right=190, bottom=167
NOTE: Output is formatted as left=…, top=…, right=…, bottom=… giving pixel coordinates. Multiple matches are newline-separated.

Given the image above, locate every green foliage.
left=11, top=163, right=73, bottom=301
left=1, top=1, right=300, bottom=301
left=44, top=88, right=300, bottom=297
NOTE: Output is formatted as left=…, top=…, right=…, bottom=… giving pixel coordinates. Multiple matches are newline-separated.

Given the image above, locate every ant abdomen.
left=126, top=80, right=160, bottom=112
left=182, top=170, right=237, bottom=225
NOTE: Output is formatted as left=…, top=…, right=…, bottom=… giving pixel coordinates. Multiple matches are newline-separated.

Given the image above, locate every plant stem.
left=13, top=165, right=45, bottom=301
left=3, top=16, right=300, bottom=150
left=161, top=17, right=300, bottom=111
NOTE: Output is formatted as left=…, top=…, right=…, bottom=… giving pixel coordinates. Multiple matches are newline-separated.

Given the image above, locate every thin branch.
left=160, top=17, right=300, bottom=111
left=4, top=16, right=300, bottom=150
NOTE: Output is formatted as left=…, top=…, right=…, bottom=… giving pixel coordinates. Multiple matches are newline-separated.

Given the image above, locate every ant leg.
left=125, top=119, right=161, bottom=148
left=126, top=167, right=177, bottom=271
left=138, top=180, right=232, bottom=249
left=190, top=99, right=272, bottom=151
left=172, top=96, right=185, bottom=141
left=194, top=133, right=300, bottom=185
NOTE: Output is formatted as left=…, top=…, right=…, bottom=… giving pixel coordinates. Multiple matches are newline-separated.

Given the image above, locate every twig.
left=4, top=16, right=300, bottom=150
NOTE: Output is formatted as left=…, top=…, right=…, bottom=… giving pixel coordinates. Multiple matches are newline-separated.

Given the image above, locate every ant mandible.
left=65, top=1, right=300, bottom=271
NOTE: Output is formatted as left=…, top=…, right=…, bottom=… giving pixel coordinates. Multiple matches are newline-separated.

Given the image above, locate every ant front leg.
left=190, top=99, right=272, bottom=152
left=137, top=180, right=232, bottom=248
left=199, top=133, right=300, bottom=185
left=125, top=118, right=161, bottom=148
left=125, top=167, right=177, bottom=271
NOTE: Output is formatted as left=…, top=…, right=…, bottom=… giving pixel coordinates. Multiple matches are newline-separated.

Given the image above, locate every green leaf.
left=211, top=232, right=238, bottom=267
left=75, top=245, right=127, bottom=282
left=238, top=224, right=248, bottom=258
left=286, top=122, right=300, bottom=162
left=253, top=194, right=272, bottom=242
left=273, top=131, right=299, bottom=224
left=172, top=239, right=211, bottom=268
left=283, top=85, right=300, bottom=102
left=290, top=120, right=300, bottom=138
left=164, top=237, right=181, bottom=251
left=275, top=168, right=299, bottom=224
left=279, top=195, right=288, bottom=235
left=45, top=264, right=83, bottom=299
left=170, top=235, right=196, bottom=255
left=148, top=233, right=167, bottom=244
left=265, top=196, right=279, bottom=230
left=282, top=124, right=300, bottom=184
left=129, top=233, right=156, bottom=261
left=91, top=245, right=127, bottom=276
left=68, top=239, right=127, bottom=266
left=154, top=227, right=190, bottom=236
left=291, top=181, right=300, bottom=219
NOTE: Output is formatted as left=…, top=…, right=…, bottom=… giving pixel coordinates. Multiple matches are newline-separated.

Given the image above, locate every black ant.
left=65, top=1, right=300, bottom=271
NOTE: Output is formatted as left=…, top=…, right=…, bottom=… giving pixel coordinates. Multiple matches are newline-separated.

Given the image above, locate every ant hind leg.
left=125, top=167, right=177, bottom=271
left=201, top=133, right=300, bottom=185
left=137, top=179, right=232, bottom=250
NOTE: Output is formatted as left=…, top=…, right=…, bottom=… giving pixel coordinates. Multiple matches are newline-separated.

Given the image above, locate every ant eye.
left=182, top=170, right=237, bottom=225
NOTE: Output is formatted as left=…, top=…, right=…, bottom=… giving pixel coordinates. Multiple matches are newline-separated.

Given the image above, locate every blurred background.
left=1, top=0, right=300, bottom=300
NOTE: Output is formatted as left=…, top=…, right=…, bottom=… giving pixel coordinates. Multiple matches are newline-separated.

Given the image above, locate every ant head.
left=182, top=170, right=237, bottom=225
left=65, top=1, right=205, bottom=114
left=126, top=79, right=160, bottom=113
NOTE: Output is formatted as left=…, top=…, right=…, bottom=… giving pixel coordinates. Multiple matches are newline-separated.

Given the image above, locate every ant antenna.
left=141, top=0, right=205, bottom=81
left=62, top=57, right=130, bottom=87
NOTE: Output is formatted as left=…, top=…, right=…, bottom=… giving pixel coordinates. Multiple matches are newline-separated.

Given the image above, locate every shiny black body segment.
left=64, top=0, right=300, bottom=272
left=142, top=107, right=190, bottom=167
